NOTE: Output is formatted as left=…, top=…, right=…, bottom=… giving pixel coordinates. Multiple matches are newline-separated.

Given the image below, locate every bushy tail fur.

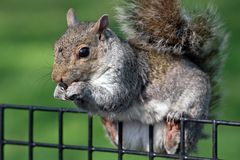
left=116, top=0, right=228, bottom=113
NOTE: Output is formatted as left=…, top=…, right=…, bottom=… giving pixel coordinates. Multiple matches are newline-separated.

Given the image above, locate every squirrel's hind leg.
left=163, top=115, right=181, bottom=154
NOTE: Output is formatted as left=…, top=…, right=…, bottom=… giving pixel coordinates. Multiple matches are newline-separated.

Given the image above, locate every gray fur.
left=52, top=1, right=227, bottom=154
left=116, top=0, right=228, bottom=111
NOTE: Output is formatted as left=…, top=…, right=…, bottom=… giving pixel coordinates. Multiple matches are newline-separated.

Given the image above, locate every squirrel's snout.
left=52, top=72, right=68, bottom=90
left=52, top=72, right=62, bottom=83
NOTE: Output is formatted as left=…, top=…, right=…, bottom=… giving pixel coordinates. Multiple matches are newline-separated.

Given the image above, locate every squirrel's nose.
left=52, top=75, right=68, bottom=90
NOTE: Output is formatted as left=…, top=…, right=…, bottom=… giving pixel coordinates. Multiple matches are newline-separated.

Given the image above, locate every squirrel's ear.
left=66, top=8, right=79, bottom=27
left=91, top=15, right=109, bottom=34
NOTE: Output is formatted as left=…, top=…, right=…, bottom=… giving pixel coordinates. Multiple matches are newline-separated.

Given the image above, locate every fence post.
left=212, top=120, right=218, bottom=160
left=58, top=110, right=64, bottom=160
left=118, top=122, right=123, bottom=160
left=180, top=118, right=185, bottom=160
left=148, top=125, right=154, bottom=160
left=0, top=106, right=4, bottom=160
left=28, top=107, right=34, bottom=160
left=88, top=114, right=93, bottom=160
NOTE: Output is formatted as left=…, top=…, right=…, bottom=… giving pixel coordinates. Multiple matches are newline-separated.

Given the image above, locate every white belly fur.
left=107, top=99, right=170, bottom=153
left=121, top=121, right=165, bottom=153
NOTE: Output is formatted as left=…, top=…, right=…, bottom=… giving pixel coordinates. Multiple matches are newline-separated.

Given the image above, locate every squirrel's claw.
left=166, top=111, right=184, bottom=124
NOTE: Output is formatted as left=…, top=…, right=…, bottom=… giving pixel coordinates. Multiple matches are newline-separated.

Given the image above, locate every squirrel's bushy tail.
left=116, top=0, right=228, bottom=112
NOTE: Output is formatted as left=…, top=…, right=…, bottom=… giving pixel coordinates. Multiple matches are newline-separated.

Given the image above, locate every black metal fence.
left=0, top=104, right=240, bottom=160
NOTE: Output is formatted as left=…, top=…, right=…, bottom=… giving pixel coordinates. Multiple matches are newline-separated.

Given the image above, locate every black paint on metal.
left=0, top=104, right=240, bottom=160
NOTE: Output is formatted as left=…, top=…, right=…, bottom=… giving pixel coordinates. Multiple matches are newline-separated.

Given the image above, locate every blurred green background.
left=0, top=0, right=239, bottom=159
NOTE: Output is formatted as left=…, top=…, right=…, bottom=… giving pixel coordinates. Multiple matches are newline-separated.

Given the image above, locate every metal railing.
left=0, top=104, right=240, bottom=160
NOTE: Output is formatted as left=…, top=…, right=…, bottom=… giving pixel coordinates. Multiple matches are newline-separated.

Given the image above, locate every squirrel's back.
left=117, top=0, right=228, bottom=113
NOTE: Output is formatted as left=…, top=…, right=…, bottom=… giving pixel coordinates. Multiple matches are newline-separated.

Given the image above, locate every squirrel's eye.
left=79, top=47, right=90, bottom=58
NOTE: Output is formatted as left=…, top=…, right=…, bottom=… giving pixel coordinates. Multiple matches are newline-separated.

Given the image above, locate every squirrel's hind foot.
left=163, top=111, right=186, bottom=154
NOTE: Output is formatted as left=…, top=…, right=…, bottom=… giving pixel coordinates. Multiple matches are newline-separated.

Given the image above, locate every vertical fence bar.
left=212, top=120, right=218, bottom=160
left=88, top=114, right=93, bottom=160
left=148, top=125, right=154, bottom=160
left=180, top=118, right=185, bottom=160
left=118, top=122, right=123, bottom=160
left=0, top=107, right=4, bottom=160
left=28, top=108, right=34, bottom=160
left=58, top=110, right=64, bottom=160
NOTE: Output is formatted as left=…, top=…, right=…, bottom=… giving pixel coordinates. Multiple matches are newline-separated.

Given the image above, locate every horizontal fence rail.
left=0, top=104, right=240, bottom=160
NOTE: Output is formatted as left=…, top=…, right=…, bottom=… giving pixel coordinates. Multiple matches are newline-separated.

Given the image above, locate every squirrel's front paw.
left=66, top=82, right=88, bottom=101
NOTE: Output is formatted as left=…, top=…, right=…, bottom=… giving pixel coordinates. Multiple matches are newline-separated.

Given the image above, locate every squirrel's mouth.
left=59, top=81, right=68, bottom=90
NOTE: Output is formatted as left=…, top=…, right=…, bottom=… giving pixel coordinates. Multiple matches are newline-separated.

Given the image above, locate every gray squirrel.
left=52, top=0, right=228, bottom=154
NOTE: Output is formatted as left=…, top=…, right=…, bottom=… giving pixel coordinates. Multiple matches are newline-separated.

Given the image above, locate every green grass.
left=0, top=0, right=240, bottom=159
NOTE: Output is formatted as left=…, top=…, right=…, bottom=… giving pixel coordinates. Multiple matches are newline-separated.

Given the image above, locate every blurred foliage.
left=0, top=0, right=240, bottom=159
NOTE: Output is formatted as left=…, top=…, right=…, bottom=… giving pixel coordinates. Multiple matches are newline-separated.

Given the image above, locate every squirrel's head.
left=52, top=8, right=111, bottom=86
